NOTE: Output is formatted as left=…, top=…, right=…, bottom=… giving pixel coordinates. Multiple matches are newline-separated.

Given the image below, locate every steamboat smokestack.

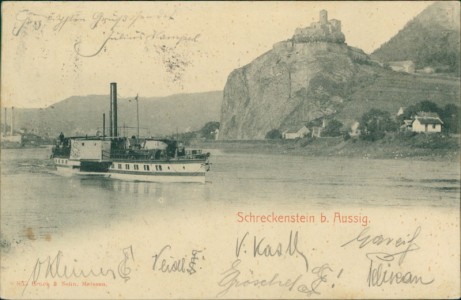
left=109, top=111, right=112, bottom=137
left=110, top=82, right=118, bottom=137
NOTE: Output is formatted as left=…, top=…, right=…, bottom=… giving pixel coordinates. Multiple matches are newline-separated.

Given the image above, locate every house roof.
left=403, top=120, right=413, bottom=125
left=414, top=112, right=443, bottom=125
left=416, top=112, right=440, bottom=118
left=283, top=126, right=308, bottom=133
left=415, top=117, right=443, bottom=125
left=389, top=60, right=414, bottom=66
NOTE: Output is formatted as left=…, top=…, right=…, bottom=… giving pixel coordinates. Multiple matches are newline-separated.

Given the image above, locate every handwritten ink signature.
left=341, top=226, right=421, bottom=265
left=13, top=10, right=86, bottom=36
left=341, top=226, right=435, bottom=287
left=152, top=245, right=204, bottom=275
left=366, top=252, right=434, bottom=287
left=22, top=245, right=135, bottom=295
left=12, top=9, right=201, bottom=82
left=12, top=10, right=200, bottom=56
left=118, top=245, right=135, bottom=282
left=12, top=10, right=172, bottom=37
left=216, top=230, right=341, bottom=297
left=236, top=230, right=309, bottom=272
left=216, top=259, right=334, bottom=297
left=73, top=29, right=200, bottom=58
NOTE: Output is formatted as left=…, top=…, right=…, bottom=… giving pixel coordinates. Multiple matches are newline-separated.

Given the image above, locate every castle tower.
left=319, top=10, right=328, bottom=24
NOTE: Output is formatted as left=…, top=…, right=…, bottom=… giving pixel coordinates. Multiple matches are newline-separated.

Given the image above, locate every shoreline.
left=2, top=135, right=459, bottom=162
left=192, top=134, right=460, bottom=162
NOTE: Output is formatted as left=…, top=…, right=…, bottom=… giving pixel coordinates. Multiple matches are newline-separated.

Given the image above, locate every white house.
left=311, top=126, right=322, bottom=138
left=1, top=134, right=22, bottom=143
left=411, top=112, right=443, bottom=133
left=388, top=60, right=415, bottom=73
left=422, top=67, right=435, bottom=74
left=282, top=126, right=310, bottom=139
left=349, top=121, right=361, bottom=137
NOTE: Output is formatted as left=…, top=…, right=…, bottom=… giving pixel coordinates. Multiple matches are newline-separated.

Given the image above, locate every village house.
left=349, top=121, right=361, bottom=137
left=282, top=126, right=310, bottom=139
left=419, top=66, right=435, bottom=74
left=411, top=112, right=443, bottom=133
left=305, top=118, right=329, bottom=138
left=311, top=126, right=322, bottom=138
left=213, top=128, right=219, bottom=140
left=388, top=60, right=415, bottom=73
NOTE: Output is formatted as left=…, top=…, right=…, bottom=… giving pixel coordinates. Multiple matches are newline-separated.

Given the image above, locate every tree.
left=199, top=122, right=220, bottom=140
left=398, top=100, right=442, bottom=123
left=322, top=119, right=343, bottom=137
left=306, top=117, right=323, bottom=128
left=265, top=129, right=282, bottom=140
left=418, top=100, right=441, bottom=114
left=440, top=104, right=460, bottom=133
left=359, top=109, right=397, bottom=141
left=177, top=131, right=197, bottom=143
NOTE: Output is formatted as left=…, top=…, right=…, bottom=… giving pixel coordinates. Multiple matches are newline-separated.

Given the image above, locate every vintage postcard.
left=1, top=1, right=460, bottom=299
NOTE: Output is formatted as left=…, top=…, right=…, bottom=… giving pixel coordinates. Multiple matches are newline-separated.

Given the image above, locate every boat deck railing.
left=106, top=150, right=209, bottom=162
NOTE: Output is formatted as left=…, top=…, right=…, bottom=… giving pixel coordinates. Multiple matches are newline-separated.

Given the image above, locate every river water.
left=1, top=147, right=459, bottom=244
left=1, top=147, right=460, bottom=299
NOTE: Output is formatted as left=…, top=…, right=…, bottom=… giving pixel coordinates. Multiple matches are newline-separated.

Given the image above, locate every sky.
left=1, top=1, right=433, bottom=108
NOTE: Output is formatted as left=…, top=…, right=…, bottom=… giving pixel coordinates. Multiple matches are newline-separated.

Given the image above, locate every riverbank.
left=193, top=133, right=460, bottom=161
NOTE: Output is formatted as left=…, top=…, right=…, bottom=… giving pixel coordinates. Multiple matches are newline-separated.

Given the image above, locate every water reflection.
left=1, top=148, right=459, bottom=244
left=76, top=177, right=212, bottom=201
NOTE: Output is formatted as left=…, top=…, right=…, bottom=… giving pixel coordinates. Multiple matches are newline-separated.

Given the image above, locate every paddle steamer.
left=51, top=83, right=210, bottom=183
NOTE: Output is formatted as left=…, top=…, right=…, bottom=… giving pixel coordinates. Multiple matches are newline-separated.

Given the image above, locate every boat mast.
left=135, top=94, right=139, bottom=138
left=110, top=82, right=118, bottom=137
left=102, top=113, right=106, bottom=138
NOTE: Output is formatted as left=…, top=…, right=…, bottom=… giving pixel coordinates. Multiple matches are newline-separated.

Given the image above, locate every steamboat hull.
left=53, top=158, right=112, bottom=176
left=107, top=159, right=209, bottom=183
left=53, top=156, right=210, bottom=183
left=53, top=158, right=80, bottom=176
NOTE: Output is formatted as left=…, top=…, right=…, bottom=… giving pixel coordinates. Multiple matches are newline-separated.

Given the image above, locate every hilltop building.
left=272, top=10, right=369, bottom=62
left=293, top=10, right=345, bottom=43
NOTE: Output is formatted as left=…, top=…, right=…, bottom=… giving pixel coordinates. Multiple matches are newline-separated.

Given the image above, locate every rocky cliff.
left=219, top=8, right=460, bottom=140
left=219, top=41, right=371, bottom=140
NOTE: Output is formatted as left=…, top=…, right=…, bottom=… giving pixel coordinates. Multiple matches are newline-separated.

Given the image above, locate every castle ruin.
left=272, top=9, right=369, bottom=63
left=293, top=10, right=345, bottom=43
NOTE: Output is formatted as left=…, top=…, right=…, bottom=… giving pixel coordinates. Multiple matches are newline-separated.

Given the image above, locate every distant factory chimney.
left=110, top=82, right=118, bottom=137
left=3, top=108, right=7, bottom=136
left=11, top=107, right=14, bottom=136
